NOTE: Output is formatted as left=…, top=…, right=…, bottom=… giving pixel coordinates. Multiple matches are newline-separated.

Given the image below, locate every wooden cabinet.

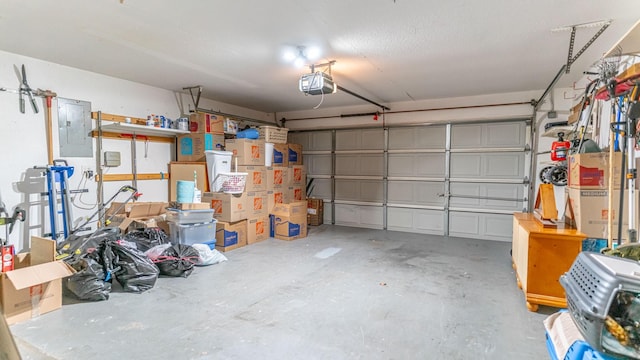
left=512, top=213, right=587, bottom=312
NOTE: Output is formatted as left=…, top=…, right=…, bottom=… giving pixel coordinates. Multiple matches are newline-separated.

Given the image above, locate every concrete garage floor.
left=11, top=225, right=554, bottom=359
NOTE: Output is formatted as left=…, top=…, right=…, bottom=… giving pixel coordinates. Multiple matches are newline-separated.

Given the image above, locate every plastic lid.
left=204, top=150, right=233, bottom=155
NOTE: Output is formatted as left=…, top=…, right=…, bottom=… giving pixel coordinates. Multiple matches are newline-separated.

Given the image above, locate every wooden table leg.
left=526, top=302, right=539, bottom=312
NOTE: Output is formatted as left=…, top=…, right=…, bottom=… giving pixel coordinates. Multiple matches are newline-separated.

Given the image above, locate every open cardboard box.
left=0, top=307, right=21, bottom=360
left=106, top=201, right=169, bottom=234
left=1, top=236, right=76, bottom=325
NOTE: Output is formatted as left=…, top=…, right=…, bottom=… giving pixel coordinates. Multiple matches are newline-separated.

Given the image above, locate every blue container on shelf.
left=176, top=180, right=195, bottom=203
left=236, top=128, right=259, bottom=139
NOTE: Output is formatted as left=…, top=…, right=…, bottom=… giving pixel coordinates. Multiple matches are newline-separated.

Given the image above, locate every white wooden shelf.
left=97, top=123, right=190, bottom=137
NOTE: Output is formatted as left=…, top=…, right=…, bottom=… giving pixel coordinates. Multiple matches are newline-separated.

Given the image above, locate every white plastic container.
left=168, top=219, right=217, bottom=247
left=265, top=142, right=274, bottom=166
left=205, top=150, right=233, bottom=192
left=165, top=208, right=215, bottom=224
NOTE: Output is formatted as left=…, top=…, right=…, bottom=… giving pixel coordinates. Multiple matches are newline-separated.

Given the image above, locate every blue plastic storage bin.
left=564, top=341, right=617, bottom=360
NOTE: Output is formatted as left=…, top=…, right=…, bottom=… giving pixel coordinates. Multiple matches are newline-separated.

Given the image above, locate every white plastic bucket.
left=205, top=150, right=233, bottom=192
left=265, top=142, right=274, bottom=166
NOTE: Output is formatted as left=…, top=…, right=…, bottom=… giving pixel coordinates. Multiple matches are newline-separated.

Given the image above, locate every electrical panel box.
left=57, top=98, right=92, bottom=157
left=104, top=151, right=121, bottom=167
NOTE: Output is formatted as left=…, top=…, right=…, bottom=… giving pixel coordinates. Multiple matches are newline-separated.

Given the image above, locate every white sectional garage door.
left=288, top=119, right=530, bottom=241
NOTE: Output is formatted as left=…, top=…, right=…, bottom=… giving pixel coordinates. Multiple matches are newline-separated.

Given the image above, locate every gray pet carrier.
left=560, top=252, right=640, bottom=359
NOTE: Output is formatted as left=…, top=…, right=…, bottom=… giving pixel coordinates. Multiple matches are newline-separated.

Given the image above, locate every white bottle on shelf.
left=192, top=171, right=201, bottom=203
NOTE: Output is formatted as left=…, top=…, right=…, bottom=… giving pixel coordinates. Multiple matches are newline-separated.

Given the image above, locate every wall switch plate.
left=104, top=151, right=121, bottom=167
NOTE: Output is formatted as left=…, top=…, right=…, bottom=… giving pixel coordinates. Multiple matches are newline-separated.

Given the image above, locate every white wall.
left=0, top=50, right=272, bottom=251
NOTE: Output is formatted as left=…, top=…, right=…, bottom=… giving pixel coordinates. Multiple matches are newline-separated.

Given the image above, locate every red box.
left=1, top=245, right=14, bottom=272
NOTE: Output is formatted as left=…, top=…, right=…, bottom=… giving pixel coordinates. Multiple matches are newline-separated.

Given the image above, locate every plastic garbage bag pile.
left=57, top=227, right=227, bottom=301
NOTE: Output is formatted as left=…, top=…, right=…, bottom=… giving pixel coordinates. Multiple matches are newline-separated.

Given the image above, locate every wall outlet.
left=81, top=166, right=94, bottom=179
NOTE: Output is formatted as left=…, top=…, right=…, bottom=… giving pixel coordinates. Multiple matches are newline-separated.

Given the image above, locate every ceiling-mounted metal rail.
left=336, top=85, right=391, bottom=111
left=534, top=64, right=567, bottom=111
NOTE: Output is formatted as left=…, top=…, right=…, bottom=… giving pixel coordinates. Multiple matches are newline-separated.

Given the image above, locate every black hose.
left=617, top=131, right=627, bottom=246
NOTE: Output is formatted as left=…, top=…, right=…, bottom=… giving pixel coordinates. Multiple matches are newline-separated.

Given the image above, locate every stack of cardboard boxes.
left=199, top=131, right=309, bottom=250
left=169, top=113, right=227, bottom=202
left=566, top=152, right=634, bottom=240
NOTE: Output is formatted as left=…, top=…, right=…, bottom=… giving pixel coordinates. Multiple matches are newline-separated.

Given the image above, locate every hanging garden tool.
left=18, top=64, right=38, bottom=114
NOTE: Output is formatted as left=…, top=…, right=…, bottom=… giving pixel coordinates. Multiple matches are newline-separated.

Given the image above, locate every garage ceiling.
left=0, top=1, right=638, bottom=113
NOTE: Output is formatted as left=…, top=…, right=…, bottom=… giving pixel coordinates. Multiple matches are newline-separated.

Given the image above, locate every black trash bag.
left=154, top=244, right=200, bottom=277
left=65, top=248, right=113, bottom=301
left=57, top=227, right=120, bottom=262
left=123, top=227, right=169, bottom=252
left=110, top=240, right=159, bottom=293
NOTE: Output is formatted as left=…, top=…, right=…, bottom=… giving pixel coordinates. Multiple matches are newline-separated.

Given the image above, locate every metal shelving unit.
left=91, top=111, right=188, bottom=222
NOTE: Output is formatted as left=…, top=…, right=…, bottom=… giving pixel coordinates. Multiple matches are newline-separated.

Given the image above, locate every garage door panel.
left=486, top=123, right=526, bottom=147
left=308, top=178, right=331, bottom=199
left=335, top=179, right=383, bottom=202
left=324, top=203, right=333, bottom=224
left=450, top=153, right=524, bottom=179
left=335, top=154, right=383, bottom=176
left=388, top=126, right=445, bottom=149
left=288, top=131, right=332, bottom=151
left=335, top=204, right=383, bottom=229
left=388, top=153, right=445, bottom=177
left=451, top=122, right=526, bottom=148
left=485, top=154, right=524, bottom=177
left=387, top=207, right=444, bottom=234
left=449, top=183, right=523, bottom=210
left=305, top=154, right=332, bottom=175
left=388, top=181, right=444, bottom=206
left=449, top=211, right=512, bottom=242
left=336, top=129, right=383, bottom=150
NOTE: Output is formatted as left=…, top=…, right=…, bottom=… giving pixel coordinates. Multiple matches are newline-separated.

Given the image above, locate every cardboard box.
left=247, top=216, right=269, bottom=244
left=269, top=201, right=308, bottom=241
left=568, top=152, right=622, bottom=190
left=215, top=220, right=247, bottom=252
left=189, top=113, right=224, bottom=133
left=246, top=191, right=268, bottom=218
left=202, top=192, right=247, bottom=223
left=237, top=165, right=267, bottom=192
left=286, top=186, right=306, bottom=202
left=288, top=165, right=306, bottom=186
left=566, top=187, right=634, bottom=240
left=267, top=189, right=286, bottom=212
left=288, top=143, right=303, bottom=165
left=272, top=143, right=289, bottom=167
left=177, top=202, right=211, bottom=210
left=177, top=133, right=225, bottom=162
left=267, top=167, right=288, bottom=189
left=1, top=237, right=76, bottom=325
left=567, top=99, right=584, bottom=125
left=106, top=202, right=169, bottom=233
left=226, top=139, right=265, bottom=166
left=307, top=198, right=324, bottom=226
left=168, top=162, right=209, bottom=201
left=0, top=307, right=21, bottom=360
